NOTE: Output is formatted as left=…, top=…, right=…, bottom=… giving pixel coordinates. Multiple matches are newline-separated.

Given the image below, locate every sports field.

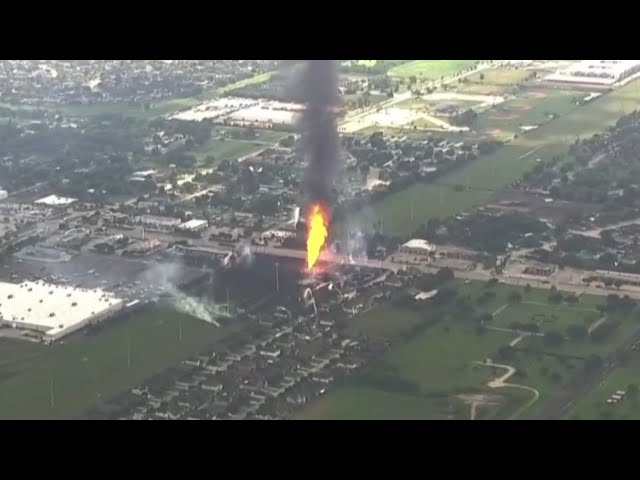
left=0, top=306, right=234, bottom=419
left=297, top=281, right=640, bottom=420
left=389, top=61, right=479, bottom=80
left=353, top=78, right=640, bottom=237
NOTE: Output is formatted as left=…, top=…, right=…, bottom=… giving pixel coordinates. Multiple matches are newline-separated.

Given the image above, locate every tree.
left=584, top=354, right=603, bottom=373
left=508, top=290, right=523, bottom=304
left=565, top=294, right=579, bottom=305
left=543, top=331, right=565, bottom=347
left=524, top=284, right=532, bottom=294
left=628, top=384, right=638, bottom=402
left=479, top=73, right=485, bottom=81
left=603, top=278, right=614, bottom=288
left=566, top=323, right=588, bottom=341
left=498, top=345, right=516, bottom=361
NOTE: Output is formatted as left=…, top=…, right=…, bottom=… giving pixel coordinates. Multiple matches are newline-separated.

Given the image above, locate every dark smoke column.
left=298, top=60, right=341, bottom=207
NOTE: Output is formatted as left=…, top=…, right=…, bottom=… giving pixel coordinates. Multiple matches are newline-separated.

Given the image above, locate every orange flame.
left=306, top=204, right=329, bottom=271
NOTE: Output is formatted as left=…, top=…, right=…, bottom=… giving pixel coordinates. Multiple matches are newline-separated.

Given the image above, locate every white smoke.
left=143, top=262, right=230, bottom=327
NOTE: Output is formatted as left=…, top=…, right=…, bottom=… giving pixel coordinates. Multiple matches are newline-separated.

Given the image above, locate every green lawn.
left=566, top=351, right=640, bottom=420
left=0, top=306, right=234, bottom=419
left=389, top=61, right=479, bottom=80
left=457, top=68, right=533, bottom=95
left=351, top=78, right=640, bottom=237
left=193, top=139, right=265, bottom=164
left=298, top=281, right=640, bottom=420
left=493, top=301, right=600, bottom=332
left=347, top=303, right=424, bottom=339
left=477, top=89, right=579, bottom=139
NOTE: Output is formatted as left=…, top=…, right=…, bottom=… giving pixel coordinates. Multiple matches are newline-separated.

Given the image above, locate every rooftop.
left=34, top=194, right=78, bottom=206
left=0, top=281, right=125, bottom=338
left=401, top=239, right=436, bottom=252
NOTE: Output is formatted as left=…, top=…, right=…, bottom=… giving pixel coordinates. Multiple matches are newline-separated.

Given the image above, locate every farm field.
left=298, top=281, right=640, bottom=420
left=0, top=306, right=235, bottom=419
left=389, top=60, right=479, bottom=80
left=354, top=78, right=640, bottom=237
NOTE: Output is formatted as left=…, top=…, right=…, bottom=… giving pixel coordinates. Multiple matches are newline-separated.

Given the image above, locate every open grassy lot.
left=476, top=89, right=579, bottom=139
left=389, top=61, right=479, bottom=80
left=353, top=78, right=640, bottom=237
left=456, top=68, right=533, bottom=95
left=0, top=306, right=235, bottom=419
left=566, top=351, right=640, bottom=420
left=193, top=139, right=265, bottom=164
left=298, top=281, right=640, bottom=420
left=346, top=303, right=425, bottom=340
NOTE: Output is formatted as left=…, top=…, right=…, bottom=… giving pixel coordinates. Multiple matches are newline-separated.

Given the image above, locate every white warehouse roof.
left=180, top=219, right=208, bottom=231
left=401, top=239, right=436, bottom=252
left=34, top=194, right=78, bottom=206
left=0, top=281, right=125, bottom=339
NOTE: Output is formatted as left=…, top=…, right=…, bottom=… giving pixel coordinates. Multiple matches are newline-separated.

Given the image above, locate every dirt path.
left=473, top=360, right=540, bottom=419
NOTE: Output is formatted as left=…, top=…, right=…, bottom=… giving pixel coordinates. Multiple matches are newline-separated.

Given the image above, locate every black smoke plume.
left=298, top=60, right=341, bottom=207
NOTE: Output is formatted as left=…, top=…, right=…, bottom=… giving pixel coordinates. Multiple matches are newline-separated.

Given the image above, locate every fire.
left=306, top=203, right=329, bottom=271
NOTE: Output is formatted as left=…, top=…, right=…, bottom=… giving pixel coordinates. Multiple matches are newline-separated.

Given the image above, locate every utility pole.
left=226, top=287, right=230, bottom=314
left=275, top=262, right=280, bottom=292
left=127, top=333, right=131, bottom=368
left=178, top=317, right=183, bottom=342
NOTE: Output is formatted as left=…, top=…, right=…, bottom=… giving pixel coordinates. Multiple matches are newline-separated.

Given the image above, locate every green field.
left=457, top=68, right=533, bottom=95
left=352, top=78, right=640, bottom=237
left=298, top=281, right=640, bottom=420
left=389, top=60, right=479, bottom=80
left=0, top=306, right=234, bottom=419
left=346, top=303, right=425, bottom=339
left=477, top=89, right=579, bottom=139
left=194, top=139, right=266, bottom=164
left=566, top=352, right=640, bottom=420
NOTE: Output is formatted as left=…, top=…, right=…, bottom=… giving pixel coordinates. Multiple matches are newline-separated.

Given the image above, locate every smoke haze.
left=298, top=60, right=341, bottom=207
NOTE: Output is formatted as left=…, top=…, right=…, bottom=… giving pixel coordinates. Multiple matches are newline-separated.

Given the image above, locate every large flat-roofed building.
left=399, top=239, right=437, bottom=256
left=0, top=281, right=125, bottom=341
left=34, top=194, right=78, bottom=207
left=178, top=219, right=208, bottom=232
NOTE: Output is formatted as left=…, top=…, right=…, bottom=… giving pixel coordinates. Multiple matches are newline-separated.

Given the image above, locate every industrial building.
left=177, top=219, right=208, bottom=233
left=0, top=281, right=126, bottom=341
left=398, top=239, right=437, bottom=257
left=34, top=194, right=78, bottom=207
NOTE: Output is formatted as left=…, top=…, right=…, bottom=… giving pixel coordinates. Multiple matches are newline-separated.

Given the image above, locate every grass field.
left=193, top=139, right=265, bottom=164
left=476, top=89, right=579, bottom=139
left=346, top=303, right=425, bottom=339
left=389, top=61, right=479, bottom=80
left=0, top=306, right=234, bottom=419
left=350, top=78, right=640, bottom=237
left=457, top=68, right=533, bottom=95
left=566, top=351, right=640, bottom=420
left=298, top=281, right=640, bottom=420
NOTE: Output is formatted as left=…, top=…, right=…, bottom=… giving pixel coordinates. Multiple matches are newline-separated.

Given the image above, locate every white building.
left=0, top=281, right=125, bottom=341
left=34, top=194, right=78, bottom=207
left=0, top=189, right=7, bottom=200
left=178, top=219, right=208, bottom=232
left=399, top=239, right=437, bottom=256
